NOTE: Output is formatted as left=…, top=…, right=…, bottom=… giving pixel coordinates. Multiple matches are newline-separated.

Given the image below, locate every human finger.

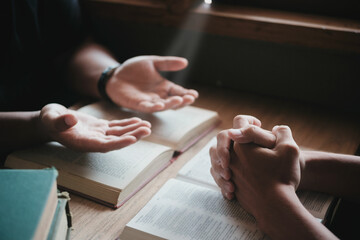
left=216, top=130, right=232, bottom=169
left=137, top=100, right=165, bottom=113
left=95, top=135, right=138, bottom=152
left=152, top=56, right=188, bottom=72
left=41, top=104, right=78, bottom=131
left=123, top=126, right=152, bottom=140
left=106, top=121, right=151, bottom=136
left=168, top=84, right=199, bottom=98
left=272, top=125, right=299, bottom=157
left=161, top=96, right=184, bottom=110
left=181, top=95, right=196, bottom=105
left=169, top=95, right=196, bottom=110
left=273, top=125, right=295, bottom=145
left=210, top=146, right=231, bottom=180
left=210, top=167, right=235, bottom=200
left=108, top=117, right=143, bottom=127
left=54, top=114, right=78, bottom=131
left=228, top=125, right=276, bottom=148
left=233, top=115, right=262, bottom=129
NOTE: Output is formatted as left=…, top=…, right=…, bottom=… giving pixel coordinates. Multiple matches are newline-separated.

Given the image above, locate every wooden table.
left=69, top=83, right=360, bottom=239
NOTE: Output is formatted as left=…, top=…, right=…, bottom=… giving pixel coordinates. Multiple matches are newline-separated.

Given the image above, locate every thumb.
left=228, top=126, right=276, bottom=148
left=54, top=114, right=78, bottom=131
left=272, top=125, right=297, bottom=147
left=41, top=104, right=78, bottom=133
left=153, top=56, right=188, bottom=71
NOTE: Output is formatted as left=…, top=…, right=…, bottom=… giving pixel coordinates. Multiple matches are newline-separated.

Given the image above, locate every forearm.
left=66, top=40, right=119, bottom=98
left=299, top=151, right=360, bottom=202
left=257, top=185, right=338, bottom=240
left=0, top=112, right=50, bottom=151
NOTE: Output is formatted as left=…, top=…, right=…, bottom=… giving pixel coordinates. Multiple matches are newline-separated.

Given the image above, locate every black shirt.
left=1, top=0, right=86, bottom=111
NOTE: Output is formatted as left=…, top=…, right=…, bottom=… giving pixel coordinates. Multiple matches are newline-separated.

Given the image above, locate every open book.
left=78, top=102, right=220, bottom=152
left=120, top=138, right=339, bottom=240
left=5, top=102, right=219, bottom=208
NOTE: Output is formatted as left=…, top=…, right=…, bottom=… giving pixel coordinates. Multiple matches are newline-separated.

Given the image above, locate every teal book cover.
left=0, top=168, right=58, bottom=240
left=47, top=192, right=72, bottom=240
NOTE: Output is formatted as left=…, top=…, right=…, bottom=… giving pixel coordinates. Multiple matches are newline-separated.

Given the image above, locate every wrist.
left=97, top=64, right=121, bottom=103
left=256, top=184, right=302, bottom=236
left=255, top=184, right=297, bottom=227
left=34, top=110, right=52, bottom=144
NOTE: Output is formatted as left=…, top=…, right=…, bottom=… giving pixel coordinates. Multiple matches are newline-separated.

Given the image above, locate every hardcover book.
left=0, top=168, right=58, bottom=240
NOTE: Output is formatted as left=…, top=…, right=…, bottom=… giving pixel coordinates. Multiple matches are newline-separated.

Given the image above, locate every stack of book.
left=0, top=168, right=72, bottom=240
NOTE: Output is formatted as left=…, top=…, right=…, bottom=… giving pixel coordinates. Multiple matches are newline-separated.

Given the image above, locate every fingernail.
left=228, top=129, right=243, bottom=138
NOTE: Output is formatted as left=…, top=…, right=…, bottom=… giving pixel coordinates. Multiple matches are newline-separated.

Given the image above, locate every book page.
left=297, top=190, right=334, bottom=219
left=78, top=102, right=219, bottom=151
left=121, top=179, right=268, bottom=240
left=177, top=137, right=218, bottom=190
left=8, top=141, right=171, bottom=190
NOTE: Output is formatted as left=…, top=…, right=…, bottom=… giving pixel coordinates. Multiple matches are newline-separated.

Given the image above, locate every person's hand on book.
left=210, top=115, right=276, bottom=200
left=106, top=56, right=199, bottom=113
left=39, top=103, right=151, bottom=152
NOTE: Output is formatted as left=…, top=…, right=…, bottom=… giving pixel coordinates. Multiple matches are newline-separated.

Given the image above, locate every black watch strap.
left=97, top=64, right=121, bottom=103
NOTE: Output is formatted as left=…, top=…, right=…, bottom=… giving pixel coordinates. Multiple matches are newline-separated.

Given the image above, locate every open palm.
left=106, top=56, right=199, bottom=113
left=40, top=104, right=151, bottom=152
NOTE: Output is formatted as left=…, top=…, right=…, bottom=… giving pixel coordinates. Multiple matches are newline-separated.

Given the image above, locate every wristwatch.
left=97, top=64, right=121, bottom=103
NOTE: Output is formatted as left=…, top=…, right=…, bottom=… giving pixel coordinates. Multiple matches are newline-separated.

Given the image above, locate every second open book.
left=120, top=138, right=339, bottom=240
left=5, top=102, right=219, bottom=208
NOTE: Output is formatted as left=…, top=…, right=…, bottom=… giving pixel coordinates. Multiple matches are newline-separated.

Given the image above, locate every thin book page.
left=176, top=137, right=218, bottom=190
left=78, top=101, right=219, bottom=150
left=297, top=190, right=334, bottom=219
left=122, top=179, right=268, bottom=240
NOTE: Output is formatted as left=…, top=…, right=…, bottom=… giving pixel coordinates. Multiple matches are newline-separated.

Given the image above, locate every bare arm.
left=0, top=111, right=48, bottom=151
left=227, top=125, right=338, bottom=239
left=299, top=151, right=360, bottom=202
left=66, top=40, right=119, bottom=98
left=66, top=40, right=199, bottom=113
left=0, top=104, right=151, bottom=153
left=257, top=185, right=337, bottom=240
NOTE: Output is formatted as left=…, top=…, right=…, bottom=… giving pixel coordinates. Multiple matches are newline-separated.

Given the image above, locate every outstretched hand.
left=106, top=56, right=199, bottom=113
left=39, top=104, right=151, bottom=152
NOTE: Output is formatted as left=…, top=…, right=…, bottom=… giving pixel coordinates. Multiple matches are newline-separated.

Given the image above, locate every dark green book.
left=0, top=168, right=58, bottom=240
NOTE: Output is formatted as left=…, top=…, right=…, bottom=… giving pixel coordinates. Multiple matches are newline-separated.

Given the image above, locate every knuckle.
left=280, top=142, right=300, bottom=158
left=217, top=130, right=228, bottom=140
left=233, top=115, right=246, bottom=124
left=243, top=125, right=257, bottom=134
left=276, top=125, right=291, bottom=132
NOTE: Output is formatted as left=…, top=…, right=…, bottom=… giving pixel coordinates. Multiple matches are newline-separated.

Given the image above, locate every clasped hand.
left=210, top=115, right=304, bottom=218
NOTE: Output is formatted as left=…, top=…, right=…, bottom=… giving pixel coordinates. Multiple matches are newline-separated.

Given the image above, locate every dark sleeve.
left=1, top=0, right=86, bottom=111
